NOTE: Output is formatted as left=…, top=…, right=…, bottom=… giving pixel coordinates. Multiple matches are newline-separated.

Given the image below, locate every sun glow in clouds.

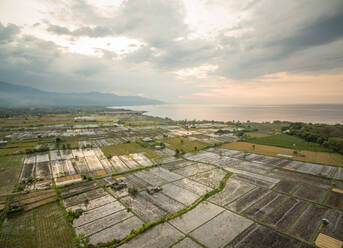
left=63, top=37, right=144, bottom=56
left=175, top=64, right=218, bottom=79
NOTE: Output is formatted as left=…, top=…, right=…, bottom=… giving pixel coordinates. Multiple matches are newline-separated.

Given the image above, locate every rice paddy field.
left=222, top=142, right=343, bottom=166
left=0, top=203, right=75, bottom=248
left=0, top=155, right=23, bottom=194
left=247, top=134, right=331, bottom=152
left=101, top=143, right=159, bottom=160
left=1, top=110, right=343, bottom=248
left=162, top=137, right=207, bottom=153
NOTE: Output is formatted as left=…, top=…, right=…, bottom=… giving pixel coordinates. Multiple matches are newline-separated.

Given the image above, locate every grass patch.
left=162, top=137, right=207, bottom=153
left=245, top=132, right=269, bottom=138
left=101, top=143, right=159, bottom=160
left=222, top=142, right=343, bottom=167
left=0, top=140, right=38, bottom=156
left=247, top=134, right=331, bottom=152
left=0, top=155, right=23, bottom=194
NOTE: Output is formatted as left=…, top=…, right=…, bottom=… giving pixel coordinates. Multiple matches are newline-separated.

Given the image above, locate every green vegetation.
left=128, top=186, right=138, bottom=196
left=66, top=209, right=84, bottom=223
left=0, top=155, right=23, bottom=194
left=247, top=134, right=331, bottom=152
left=163, top=137, right=206, bottom=153
left=288, top=122, right=343, bottom=154
left=0, top=203, right=75, bottom=248
left=101, top=143, right=159, bottom=160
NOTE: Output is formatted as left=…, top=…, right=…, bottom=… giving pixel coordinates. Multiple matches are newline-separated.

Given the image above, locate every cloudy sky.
left=1, top=0, right=343, bottom=104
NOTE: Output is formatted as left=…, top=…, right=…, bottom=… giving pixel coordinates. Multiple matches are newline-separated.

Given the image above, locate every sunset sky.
left=0, top=0, right=343, bottom=104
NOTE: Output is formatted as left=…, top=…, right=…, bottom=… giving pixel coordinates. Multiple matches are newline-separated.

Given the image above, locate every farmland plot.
left=131, top=153, right=153, bottom=166
left=161, top=160, right=193, bottom=171
left=51, top=160, right=65, bottom=178
left=243, top=192, right=287, bottom=220
left=71, top=157, right=89, bottom=174
left=99, top=158, right=115, bottom=173
left=320, top=210, right=343, bottom=241
left=288, top=204, right=329, bottom=242
left=21, top=155, right=36, bottom=179
left=293, top=184, right=328, bottom=203
left=72, top=149, right=85, bottom=158
left=208, top=178, right=255, bottom=206
left=169, top=201, right=224, bottom=233
left=124, top=174, right=152, bottom=191
left=171, top=238, right=202, bottom=248
left=295, top=162, right=323, bottom=175
left=63, top=188, right=107, bottom=207
left=334, top=167, right=343, bottom=180
left=35, top=153, right=49, bottom=163
left=35, top=161, right=51, bottom=179
left=72, top=200, right=125, bottom=227
left=229, top=168, right=280, bottom=188
left=119, top=155, right=140, bottom=169
left=60, top=150, right=73, bottom=160
left=76, top=209, right=134, bottom=238
left=325, top=191, right=343, bottom=209
left=62, top=160, right=76, bottom=176
left=67, top=194, right=116, bottom=212
left=120, top=223, right=183, bottom=248
left=227, top=224, right=302, bottom=248
left=84, top=155, right=104, bottom=171
left=93, top=147, right=106, bottom=160
left=0, top=203, right=74, bottom=248
left=149, top=167, right=183, bottom=182
left=83, top=148, right=96, bottom=157
left=140, top=191, right=185, bottom=213
left=264, top=198, right=308, bottom=231
left=162, top=183, right=199, bottom=205
left=0, top=155, right=23, bottom=194
left=319, top=166, right=337, bottom=177
left=121, top=194, right=167, bottom=222
left=214, top=157, right=241, bottom=168
left=50, top=150, right=62, bottom=161
left=273, top=180, right=299, bottom=194
left=189, top=168, right=228, bottom=189
left=227, top=187, right=270, bottom=213
left=111, top=156, right=129, bottom=171
left=222, top=160, right=270, bottom=175
left=173, top=178, right=212, bottom=196
left=88, top=215, right=143, bottom=245
left=134, top=170, right=167, bottom=185
left=189, top=210, right=253, bottom=248
left=173, top=163, right=214, bottom=177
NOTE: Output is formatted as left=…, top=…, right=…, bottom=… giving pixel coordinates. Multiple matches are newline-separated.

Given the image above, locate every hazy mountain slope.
left=0, top=82, right=162, bottom=107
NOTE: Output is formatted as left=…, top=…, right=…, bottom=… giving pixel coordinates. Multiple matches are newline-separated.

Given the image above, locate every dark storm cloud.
left=269, top=11, right=343, bottom=56
left=216, top=1, right=343, bottom=79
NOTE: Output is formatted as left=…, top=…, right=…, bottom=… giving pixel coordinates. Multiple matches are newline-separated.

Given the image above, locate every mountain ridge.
left=0, top=81, right=162, bottom=107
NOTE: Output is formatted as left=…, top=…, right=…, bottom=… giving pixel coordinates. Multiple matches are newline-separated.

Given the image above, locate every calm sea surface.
left=110, top=104, right=343, bottom=124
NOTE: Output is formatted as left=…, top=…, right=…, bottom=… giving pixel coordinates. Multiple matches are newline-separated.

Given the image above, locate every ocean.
left=110, top=104, right=343, bottom=124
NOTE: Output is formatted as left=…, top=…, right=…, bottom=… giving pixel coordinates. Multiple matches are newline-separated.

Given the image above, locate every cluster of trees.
left=286, top=123, right=343, bottom=154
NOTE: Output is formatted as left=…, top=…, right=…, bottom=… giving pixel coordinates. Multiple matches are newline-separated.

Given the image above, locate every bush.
left=128, top=186, right=138, bottom=196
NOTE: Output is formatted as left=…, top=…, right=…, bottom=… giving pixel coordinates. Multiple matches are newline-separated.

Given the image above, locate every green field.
left=247, top=134, right=331, bottom=152
left=101, top=143, right=159, bottom=160
left=0, top=202, right=75, bottom=248
left=163, top=137, right=207, bottom=153
left=0, top=155, right=23, bottom=195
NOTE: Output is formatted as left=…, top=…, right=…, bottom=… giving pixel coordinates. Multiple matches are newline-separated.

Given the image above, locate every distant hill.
left=0, top=82, right=162, bottom=107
